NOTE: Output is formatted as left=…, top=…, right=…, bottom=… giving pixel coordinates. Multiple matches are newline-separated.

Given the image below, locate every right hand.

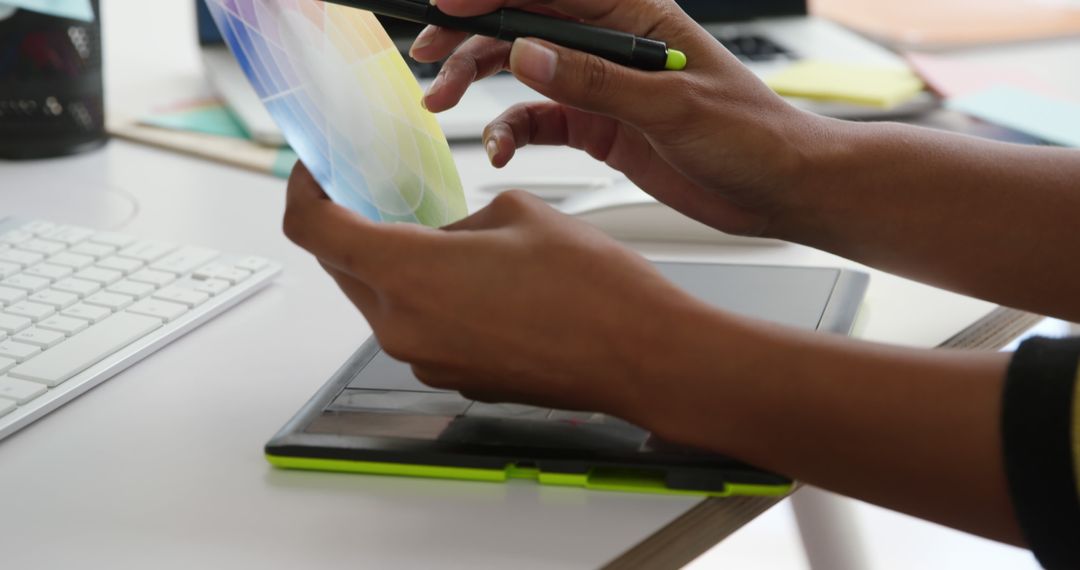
left=411, top=0, right=826, bottom=237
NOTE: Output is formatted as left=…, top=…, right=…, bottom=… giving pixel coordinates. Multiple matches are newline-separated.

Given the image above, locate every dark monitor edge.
left=195, top=0, right=808, bottom=45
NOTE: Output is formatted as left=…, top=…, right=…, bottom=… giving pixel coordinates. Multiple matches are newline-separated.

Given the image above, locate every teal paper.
left=271, top=149, right=301, bottom=179
left=141, top=102, right=298, bottom=179
left=947, top=86, right=1080, bottom=148
left=142, top=105, right=250, bottom=140
left=0, top=0, right=94, bottom=21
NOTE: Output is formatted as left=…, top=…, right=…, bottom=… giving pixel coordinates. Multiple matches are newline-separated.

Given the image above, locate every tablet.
left=266, top=262, right=868, bottom=497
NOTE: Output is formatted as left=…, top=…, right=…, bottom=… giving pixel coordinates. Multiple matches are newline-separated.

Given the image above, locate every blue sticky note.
left=0, top=0, right=94, bottom=21
left=947, top=86, right=1080, bottom=148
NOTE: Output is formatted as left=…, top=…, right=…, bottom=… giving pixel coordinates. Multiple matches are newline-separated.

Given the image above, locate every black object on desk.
left=0, top=0, right=106, bottom=159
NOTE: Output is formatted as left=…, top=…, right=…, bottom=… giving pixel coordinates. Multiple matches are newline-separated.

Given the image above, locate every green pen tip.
left=665, top=49, right=687, bottom=71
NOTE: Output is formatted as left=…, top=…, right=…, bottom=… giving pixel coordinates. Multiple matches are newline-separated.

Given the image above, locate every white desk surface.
left=1, top=1, right=1076, bottom=568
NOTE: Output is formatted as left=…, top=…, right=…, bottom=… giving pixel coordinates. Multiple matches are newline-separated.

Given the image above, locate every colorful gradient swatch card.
left=204, top=0, right=468, bottom=227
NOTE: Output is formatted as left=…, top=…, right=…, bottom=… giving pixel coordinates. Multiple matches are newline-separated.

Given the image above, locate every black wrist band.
left=1002, top=336, right=1080, bottom=570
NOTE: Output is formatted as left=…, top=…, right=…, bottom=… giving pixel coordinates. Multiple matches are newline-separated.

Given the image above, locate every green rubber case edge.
left=265, top=454, right=792, bottom=498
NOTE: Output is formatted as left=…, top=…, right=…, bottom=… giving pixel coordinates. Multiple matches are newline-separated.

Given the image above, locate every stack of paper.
left=0, top=0, right=94, bottom=21
left=905, top=52, right=1061, bottom=99
left=765, top=60, right=926, bottom=109
left=109, top=99, right=301, bottom=180
left=902, top=52, right=1080, bottom=148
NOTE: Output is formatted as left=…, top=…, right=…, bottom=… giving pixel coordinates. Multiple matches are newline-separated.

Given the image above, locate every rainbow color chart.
left=205, top=0, right=468, bottom=227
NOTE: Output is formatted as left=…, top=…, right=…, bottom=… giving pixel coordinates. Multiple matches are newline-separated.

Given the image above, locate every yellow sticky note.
left=765, top=60, right=925, bottom=109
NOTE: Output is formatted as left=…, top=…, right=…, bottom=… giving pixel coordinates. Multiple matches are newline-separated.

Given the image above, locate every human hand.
left=410, top=0, right=825, bottom=237
left=284, top=163, right=712, bottom=426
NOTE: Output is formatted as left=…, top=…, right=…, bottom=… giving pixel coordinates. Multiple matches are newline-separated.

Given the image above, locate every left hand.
left=283, top=163, right=708, bottom=423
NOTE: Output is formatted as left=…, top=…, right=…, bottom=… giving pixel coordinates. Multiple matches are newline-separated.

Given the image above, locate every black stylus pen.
left=321, top=0, right=687, bottom=71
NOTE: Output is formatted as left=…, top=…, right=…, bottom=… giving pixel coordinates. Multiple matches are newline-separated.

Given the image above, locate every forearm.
left=774, top=118, right=1080, bottom=321
left=638, top=305, right=1021, bottom=544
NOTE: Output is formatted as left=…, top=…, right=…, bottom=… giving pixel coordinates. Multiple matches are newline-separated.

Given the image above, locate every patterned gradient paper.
left=205, top=0, right=468, bottom=226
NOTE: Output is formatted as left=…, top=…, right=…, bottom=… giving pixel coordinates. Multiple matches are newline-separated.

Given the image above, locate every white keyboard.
left=0, top=218, right=281, bottom=440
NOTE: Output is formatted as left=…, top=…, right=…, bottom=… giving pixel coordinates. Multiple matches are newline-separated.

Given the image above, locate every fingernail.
left=410, top=26, right=437, bottom=56
left=511, top=38, right=557, bottom=85
left=425, top=69, right=445, bottom=102
left=485, top=138, right=498, bottom=165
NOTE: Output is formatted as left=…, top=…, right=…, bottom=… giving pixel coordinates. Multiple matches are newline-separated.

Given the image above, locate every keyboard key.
left=0, top=261, right=19, bottom=279
left=1, top=274, right=50, bottom=293
left=14, top=328, right=65, bottom=349
left=717, top=35, right=793, bottom=62
left=62, top=303, right=111, bottom=324
left=48, top=252, right=95, bottom=270
left=0, top=340, right=41, bottom=362
left=0, top=398, right=13, bottom=418
left=128, top=269, right=175, bottom=287
left=74, top=267, right=123, bottom=285
left=9, top=312, right=162, bottom=387
left=0, top=229, right=33, bottom=245
left=20, top=221, right=56, bottom=235
left=0, top=249, right=44, bottom=267
left=90, top=232, right=137, bottom=248
left=193, top=279, right=230, bottom=296
left=152, top=287, right=209, bottom=308
left=0, top=357, right=14, bottom=374
left=194, top=264, right=251, bottom=284
left=127, top=299, right=188, bottom=321
left=0, top=286, right=27, bottom=305
left=151, top=247, right=219, bottom=275
left=0, top=376, right=47, bottom=405
left=17, top=239, right=66, bottom=256
left=96, top=256, right=144, bottom=274
left=37, top=315, right=89, bottom=335
left=85, top=292, right=134, bottom=311
left=215, top=269, right=253, bottom=284
left=4, top=301, right=54, bottom=321
left=40, top=225, right=94, bottom=245
left=69, top=242, right=116, bottom=259
left=108, top=280, right=155, bottom=299
left=119, top=240, right=176, bottom=262
left=235, top=256, right=270, bottom=272
left=52, top=278, right=101, bottom=297
left=0, top=314, right=31, bottom=334
left=23, top=263, right=73, bottom=280
left=192, top=263, right=227, bottom=280
left=28, top=289, right=79, bottom=309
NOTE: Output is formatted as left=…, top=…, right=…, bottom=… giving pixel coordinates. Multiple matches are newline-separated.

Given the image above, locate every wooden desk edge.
left=603, top=306, right=1045, bottom=570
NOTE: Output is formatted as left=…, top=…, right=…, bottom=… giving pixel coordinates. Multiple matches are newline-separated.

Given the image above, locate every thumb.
left=508, top=38, right=674, bottom=128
